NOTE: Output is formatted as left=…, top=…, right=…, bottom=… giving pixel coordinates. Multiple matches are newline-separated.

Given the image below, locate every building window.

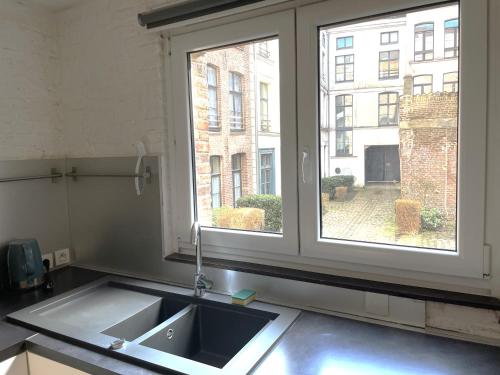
left=229, top=72, right=243, bottom=129
left=444, top=18, right=459, bottom=58
left=336, top=36, right=353, bottom=49
left=260, top=82, right=270, bottom=131
left=207, top=64, right=219, bottom=129
left=335, top=94, right=353, bottom=128
left=335, top=54, right=354, bottom=82
left=258, top=41, right=270, bottom=58
left=443, top=72, right=459, bottom=93
left=378, top=92, right=399, bottom=126
left=413, top=74, right=433, bottom=95
left=379, top=50, right=399, bottom=79
left=232, top=154, right=242, bottom=206
left=259, top=149, right=275, bottom=195
left=210, top=156, right=221, bottom=208
left=414, top=22, right=434, bottom=61
left=335, top=95, right=353, bottom=156
left=380, top=31, right=398, bottom=45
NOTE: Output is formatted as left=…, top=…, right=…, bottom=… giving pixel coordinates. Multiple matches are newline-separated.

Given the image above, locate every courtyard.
left=321, top=183, right=456, bottom=251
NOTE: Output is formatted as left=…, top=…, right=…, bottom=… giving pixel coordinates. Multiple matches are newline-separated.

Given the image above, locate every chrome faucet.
left=191, top=222, right=213, bottom=297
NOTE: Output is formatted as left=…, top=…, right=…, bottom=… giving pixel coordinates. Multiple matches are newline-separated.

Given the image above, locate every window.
left=413, top=75, right=433, bottom=95
left=335, top=95, right=353, bottom=156
left=336, top=36, right=353, bottom=49
left=378, top=92, right=398, bottom=126
left=210, top=156, right=222, bottom=208
left=258, top=41, right=270, bottom=58
left=260, top=82, right=270, bottom=131
left=380, top=31, right=398, bottom=45
left=171, top=1, right=486, bottom=279
left=229, top=71, right=243, bottom=129
left=259, top=149, right=275, bottom=194
left=184, top=36, right=287, bottom=238
left=414, top=22, right=434, bottom=61
left=335, top=54, right=354, bottom=82
left=231, top=154, right=242, bottom=207
left=444, top=18, right=459, bottom=58
left=443, top=72, right=459, bottom=93
left=207, top=64, right=219, bottom=129
left=335, top=94, right=352, bottom=128
left=379, top=50, right=399, bottom=79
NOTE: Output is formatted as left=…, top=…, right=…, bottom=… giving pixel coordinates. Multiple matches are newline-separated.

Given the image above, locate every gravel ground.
left=321, top=184, right=456, bottom=251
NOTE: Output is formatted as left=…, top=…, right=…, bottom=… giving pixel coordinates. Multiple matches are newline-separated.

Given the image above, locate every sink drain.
left=166, top=328, right=174, bottom=340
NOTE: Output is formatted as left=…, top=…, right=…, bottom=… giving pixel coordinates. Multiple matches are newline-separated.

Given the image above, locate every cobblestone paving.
left=322, top=184, right=456, bottom=250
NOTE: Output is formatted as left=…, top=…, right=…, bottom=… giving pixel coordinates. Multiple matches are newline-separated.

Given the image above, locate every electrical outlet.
left=42, top=252, right=54, bottom=269
left=54, top=248, right=70, bottom=266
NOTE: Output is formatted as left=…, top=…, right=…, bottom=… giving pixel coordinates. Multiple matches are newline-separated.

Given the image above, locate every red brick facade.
left=399, top=93, right=458, bottom=220
left=190, top=47, right=256, bottom=224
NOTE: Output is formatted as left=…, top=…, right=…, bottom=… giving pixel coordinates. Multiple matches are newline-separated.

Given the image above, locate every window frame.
left=378, top=92, right=399, bottom=126
left=335, top=54, right=354, bottom=83
left=169, top=10, right=299, bottom=256
left=413, top=74, right=433, bottom=95
left=380, top=30, right=398, bottom=45
left=207, top=64, right=220, bottom=130
left=414, top=21, right=434, bottom=61
left=260, top=82, right=270, bottom=131
left=228, top=71, right=243, bottom=130
left=378, top=49, right=399, bottom=80
left=259, top=148, right=276, bottom=195
left=443, top=71, right=459, bottom=93
left=296, top=0, right=487, bottom=278
left=336, top=35, right=353, bottom=49
left=444, top=18, right=459, bottom=59
left=210, top=155, right=222, bottom=208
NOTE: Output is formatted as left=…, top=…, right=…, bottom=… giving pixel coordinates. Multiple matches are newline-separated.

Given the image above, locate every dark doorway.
left=365, top=145, right=400, bottom=183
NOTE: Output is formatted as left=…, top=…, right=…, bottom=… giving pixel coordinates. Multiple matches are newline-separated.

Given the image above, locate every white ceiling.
left=28, top=0, right=82, bottom=12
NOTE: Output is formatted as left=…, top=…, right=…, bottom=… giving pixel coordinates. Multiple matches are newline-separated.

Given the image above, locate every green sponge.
left=231, top=289, right=256, bottom=305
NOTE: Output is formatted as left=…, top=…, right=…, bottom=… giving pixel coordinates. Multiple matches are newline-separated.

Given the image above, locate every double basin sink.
left=7, top=276, right=300, bottom=374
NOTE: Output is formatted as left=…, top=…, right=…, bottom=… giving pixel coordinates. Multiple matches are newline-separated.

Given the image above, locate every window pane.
left=189, top=38, right=282, bottom=233
left=319, top=3, right=458, bottom=251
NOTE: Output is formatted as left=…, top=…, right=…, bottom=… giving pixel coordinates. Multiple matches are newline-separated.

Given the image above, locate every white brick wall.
left=57, top=0, right=172, bottom=157
left=0, top=1, right=63, bottom=160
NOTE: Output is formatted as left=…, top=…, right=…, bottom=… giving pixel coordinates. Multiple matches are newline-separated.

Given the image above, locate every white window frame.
left=169, top=10, right=299, bottom=256
left=297, top=0, right=487, bottom=278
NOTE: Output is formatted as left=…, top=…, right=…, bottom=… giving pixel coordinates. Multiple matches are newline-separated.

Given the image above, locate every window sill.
left=165, top=253, right=500, bottom=311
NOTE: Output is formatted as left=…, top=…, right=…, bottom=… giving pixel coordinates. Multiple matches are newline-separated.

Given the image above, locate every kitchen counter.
left=2, top=267, right=500, bottom=374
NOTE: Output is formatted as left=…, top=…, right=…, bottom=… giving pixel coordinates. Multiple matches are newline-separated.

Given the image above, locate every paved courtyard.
left=321, top=184, right=456, bottom=250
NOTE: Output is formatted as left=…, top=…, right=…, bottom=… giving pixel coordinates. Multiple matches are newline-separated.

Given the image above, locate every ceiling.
left=28, top=0, right=82, bottom=12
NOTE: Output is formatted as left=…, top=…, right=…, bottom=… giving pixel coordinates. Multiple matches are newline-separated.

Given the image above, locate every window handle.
left=302, top=149, right=309, bottom=184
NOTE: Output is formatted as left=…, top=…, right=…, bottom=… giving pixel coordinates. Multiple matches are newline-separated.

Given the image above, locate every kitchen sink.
left=7, top=276, right=300, bottom=374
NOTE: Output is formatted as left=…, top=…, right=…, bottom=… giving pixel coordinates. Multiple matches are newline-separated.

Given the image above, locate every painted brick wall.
left=399, top=93, right=458, bottom=220
left=0, top=1, right=63, bottom=160
left=57, top=0, right=174, bottom=157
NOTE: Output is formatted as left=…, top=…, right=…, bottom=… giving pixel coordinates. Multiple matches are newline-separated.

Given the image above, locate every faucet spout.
left=191, top=221, right=213, bottom=297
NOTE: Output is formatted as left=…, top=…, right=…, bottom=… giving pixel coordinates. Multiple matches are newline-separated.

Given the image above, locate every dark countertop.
left=2, top=267, right=500, bottom=374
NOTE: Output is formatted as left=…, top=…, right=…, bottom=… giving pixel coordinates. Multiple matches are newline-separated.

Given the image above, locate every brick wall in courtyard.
left=399, top=93, right=458, bottom=220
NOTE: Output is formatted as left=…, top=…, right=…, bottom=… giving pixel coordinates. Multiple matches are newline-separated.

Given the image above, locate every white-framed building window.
left=169, top=10, right=298, bottom=255
left=167, top=0, right=487, bottom=280
left=297, top=0, right=487, bottom=278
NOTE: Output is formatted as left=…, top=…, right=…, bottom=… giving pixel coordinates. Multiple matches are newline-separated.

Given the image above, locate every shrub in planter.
left=321, top=175, right=355, bottom=200
left=395, top=199, right=421, bottom=235
left=335, top=186, right=348, bottom=201
left=213, top=207, right=265, bottom=231
left=237, top=195, right=282, bottom=232
left=421, top=208, right=445, bottom=231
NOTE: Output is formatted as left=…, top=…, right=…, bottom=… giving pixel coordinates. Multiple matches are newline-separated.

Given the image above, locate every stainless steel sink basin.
left=7, top=276, right=300, bottom=374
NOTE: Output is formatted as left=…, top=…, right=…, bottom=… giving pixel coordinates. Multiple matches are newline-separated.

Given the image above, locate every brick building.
left=399, top=89, right=458, bottom=220
left=190, top=46, right=256, bottom=224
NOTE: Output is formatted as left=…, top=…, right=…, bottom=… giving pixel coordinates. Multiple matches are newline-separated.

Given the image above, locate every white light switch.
left=365, top=292, right=389, bottom=316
